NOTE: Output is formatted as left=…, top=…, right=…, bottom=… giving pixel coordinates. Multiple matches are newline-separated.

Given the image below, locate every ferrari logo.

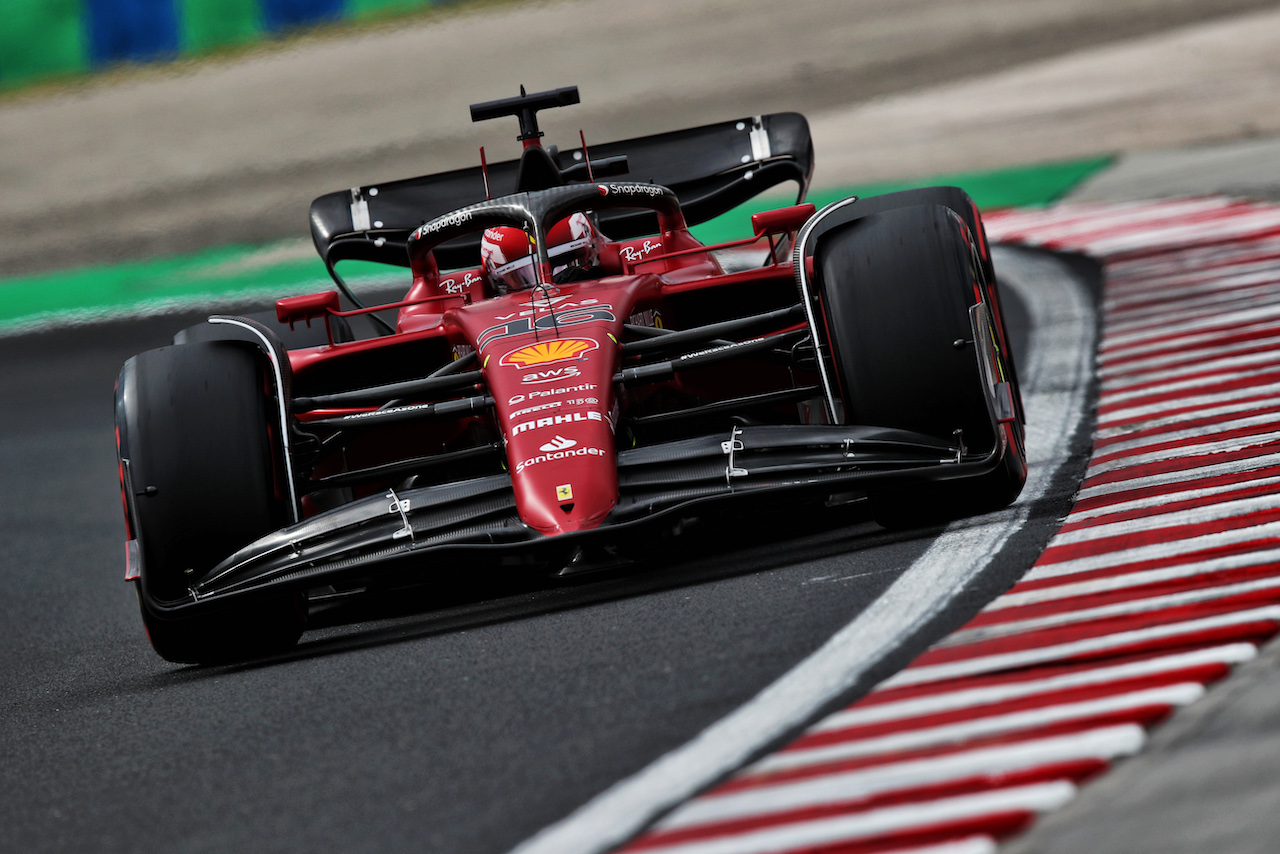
left=556, top=484, right=573, bottom=501
left=500, top=338, right=598, bottom=368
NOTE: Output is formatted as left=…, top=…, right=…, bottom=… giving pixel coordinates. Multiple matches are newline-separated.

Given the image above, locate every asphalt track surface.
left=0, top=252, right=1091, bottom=853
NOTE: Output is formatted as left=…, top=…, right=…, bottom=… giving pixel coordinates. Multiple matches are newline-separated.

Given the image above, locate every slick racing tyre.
left=808, top=186, right=1024, bottom=425
left=814, top=203, right=1027, bottom=528
left=116, top=341, right=304, bottom=663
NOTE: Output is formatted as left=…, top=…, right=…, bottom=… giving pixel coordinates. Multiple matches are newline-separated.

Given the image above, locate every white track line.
left=1102, top=303, right=1280, bottom=352
left=883, top=608, right=1280, bottom=689
left=1107, top=264, right=1280, bottom=305
left=886, top=837, right=999, bottom=854
left=1100, top=334, right=1280, bottom=380
left=817, top=646, right=1254, bottom=732
left=985, top=200, right=1236, bottom=244
left=1110, top=251, right=1280, bottom=281
left=1001, top=205, right=1270, bottom=252
left=1095, top=398, right=1280, bottom=442
left=623, top=783, right=1076, bottom=854
left=655, top=728, right=1142, bottom=833
left=1098, top=395, right=1280, bottom=435
left=1097, top=367, right=1280, bottom=406
left=1028, top=522, right=1280, bottom=581
left=507, top=229, right=1093, bottom=854
left=745, top=685, right=1201, bottom=776
left=1107, top=290, right=1280, bottom=334
left=992, top=555, right=1280, bottom=609
left=1084, top=433, right=1280, bottom=478
left=1102, top=351, right=1280, bottom=391
left=1074, top=453, right=1280, bottom=504
left=944, top=578, right=1280, bottom=646
left=1077, top=210, right=1280, bottom=256
left=1090, top=224, right=1280, bottom=258
left=1107, top=274, right=1280, bottom=320
left=1090, top=412, right=1280, bottom=458
left=1099, top=323, right=1280, bottom=371
left=1069, top=471, right=1280, bottom=522
left=1048, top=493, right=1280, bottom=546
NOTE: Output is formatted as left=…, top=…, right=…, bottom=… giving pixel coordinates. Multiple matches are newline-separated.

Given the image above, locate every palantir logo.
left=539, top=435, right=577, bottom=452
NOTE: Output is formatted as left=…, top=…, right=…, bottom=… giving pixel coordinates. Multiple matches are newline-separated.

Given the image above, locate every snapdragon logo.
left=416, top=209, right=473, bottom=238
left=539, top=436, right=577, bottom=452
left=599, top=183, right=665, bottom=198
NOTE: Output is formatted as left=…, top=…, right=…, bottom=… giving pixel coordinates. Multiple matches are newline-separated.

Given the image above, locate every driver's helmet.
left=480, top=212, right=601, bottom=291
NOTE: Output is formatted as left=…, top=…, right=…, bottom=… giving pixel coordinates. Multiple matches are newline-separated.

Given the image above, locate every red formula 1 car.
left=114, top=86, right=1026, bottom=663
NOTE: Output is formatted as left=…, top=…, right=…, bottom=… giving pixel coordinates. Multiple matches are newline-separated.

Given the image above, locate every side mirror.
left=277, top=291, right=340, bottom=329
left=751, top=203, right=816, bottom=236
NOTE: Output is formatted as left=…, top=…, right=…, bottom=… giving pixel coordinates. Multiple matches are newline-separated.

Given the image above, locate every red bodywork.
left=113, top=90, right=1028, bottom=665
left=282, top=221, right=793, bottom=537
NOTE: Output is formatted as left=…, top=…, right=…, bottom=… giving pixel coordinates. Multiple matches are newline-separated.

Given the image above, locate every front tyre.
left=116, top=341, right=304, bottom=663
left=814, top=203, right=1026, bottom=528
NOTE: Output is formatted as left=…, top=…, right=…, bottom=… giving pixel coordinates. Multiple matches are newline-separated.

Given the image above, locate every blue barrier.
left=260, top=0, right=345, bottom=33
left=86, top=0, right=180, bottom=65
left=0, top=0, right=435, bottom=89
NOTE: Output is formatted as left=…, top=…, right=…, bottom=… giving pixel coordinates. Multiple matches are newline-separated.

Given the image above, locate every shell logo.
left=500, top=338, right=598, bottom=368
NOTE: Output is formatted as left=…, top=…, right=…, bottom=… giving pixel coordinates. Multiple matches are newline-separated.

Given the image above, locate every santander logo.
left=539, top=435, right=577, bottom=452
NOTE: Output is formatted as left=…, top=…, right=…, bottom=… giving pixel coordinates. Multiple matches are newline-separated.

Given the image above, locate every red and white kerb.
left=617, top=197, right=1280, bottom=854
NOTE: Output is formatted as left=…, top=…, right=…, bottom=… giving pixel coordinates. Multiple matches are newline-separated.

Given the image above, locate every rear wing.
left=309, top=112, right=813, bottom=272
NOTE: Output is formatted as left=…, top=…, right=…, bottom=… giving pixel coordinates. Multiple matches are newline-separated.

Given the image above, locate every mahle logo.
left=510, top=410, right=604, bottom=437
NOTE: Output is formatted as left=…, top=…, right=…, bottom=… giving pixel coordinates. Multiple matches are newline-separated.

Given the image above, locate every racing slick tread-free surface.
left=817, top=204, right=1026, bottom=525
left=118, top=340, right=303, bottom=663
left=803, top=186, right=1025, bottom=426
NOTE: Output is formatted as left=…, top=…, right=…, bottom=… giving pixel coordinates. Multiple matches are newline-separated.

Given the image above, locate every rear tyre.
left=116, top=341, right=304, bottom=663
left=814, top=204, right=1026, bottom=529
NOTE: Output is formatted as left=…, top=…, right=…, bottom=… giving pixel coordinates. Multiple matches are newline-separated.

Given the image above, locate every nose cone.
left=508, top=418, right=618, bottom=534
left=490, top=335, right=621, bottom=536
left=451, top=282, right=652, bottom=537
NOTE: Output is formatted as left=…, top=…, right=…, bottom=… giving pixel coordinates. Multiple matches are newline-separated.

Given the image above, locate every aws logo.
left=521, top=365, right=582, bottom=384
left=500, top=338, right=598, bottom=368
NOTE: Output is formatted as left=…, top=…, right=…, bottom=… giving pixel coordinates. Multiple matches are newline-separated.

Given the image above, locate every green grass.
left=0, top=242, right=398, bottom=333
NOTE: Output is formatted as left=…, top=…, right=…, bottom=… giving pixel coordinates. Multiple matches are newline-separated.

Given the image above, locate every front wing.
left=138, top=420, right=1010, bottom=617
